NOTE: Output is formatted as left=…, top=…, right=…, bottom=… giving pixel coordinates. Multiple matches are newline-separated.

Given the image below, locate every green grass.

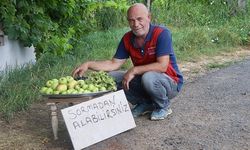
left=172, top=24, right=245, bottom=62
left=0, top=2, right=250, bottom=120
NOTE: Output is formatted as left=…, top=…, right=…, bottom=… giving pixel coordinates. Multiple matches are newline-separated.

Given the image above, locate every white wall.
left=0, top=35, right=36, bottom=71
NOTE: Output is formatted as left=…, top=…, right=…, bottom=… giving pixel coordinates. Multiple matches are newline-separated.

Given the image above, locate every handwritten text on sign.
left=61, top=90, right=136, bottom=150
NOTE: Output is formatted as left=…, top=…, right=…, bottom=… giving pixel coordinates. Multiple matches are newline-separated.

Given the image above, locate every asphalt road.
left=83, top=58, right=250, bottom=150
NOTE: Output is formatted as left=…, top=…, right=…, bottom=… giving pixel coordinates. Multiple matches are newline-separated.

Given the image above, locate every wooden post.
left=45, top=92, right=109, bottom=140
left=47, top=103, right=58, bottom=140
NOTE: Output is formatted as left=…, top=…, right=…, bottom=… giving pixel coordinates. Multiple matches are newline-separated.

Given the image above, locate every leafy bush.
left=0, top=0, right=129, bottom=58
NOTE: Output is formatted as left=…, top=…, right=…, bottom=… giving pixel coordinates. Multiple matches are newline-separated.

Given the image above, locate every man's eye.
left=137, top=18, right=143, bottom=22
left=129, top=20, right=135, bottom=24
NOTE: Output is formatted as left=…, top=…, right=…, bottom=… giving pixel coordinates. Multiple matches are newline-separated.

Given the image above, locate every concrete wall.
left=0, top=35, right=36, bottom=71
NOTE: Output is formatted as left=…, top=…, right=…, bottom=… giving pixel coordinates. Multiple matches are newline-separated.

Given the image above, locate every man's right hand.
left=72, top=58, right=126, bottom=78
left=72, top=63, right=89, bottom=78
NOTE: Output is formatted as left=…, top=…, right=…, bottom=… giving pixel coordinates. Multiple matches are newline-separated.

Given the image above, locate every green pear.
left=66, top=89, right=72, bottom=94
left=45, top=88, right=53, bottom=94
left=77, top=80, right=85, bottom=86
left=59, top=77, right=67, bottom=84
left=53, top=91, right=60, bottom=94
left=61, top=91, right=68, bottom=95
left=46, top=80, right=53, bottom=87
left=84, top=90, right=91, bottom=93
left=56, top=84, right=67, bottom=92
left=74, top=84, right=81, bottom=90
left=92, top=87, right=99, bottom=92
left=71, top=90, right=78, bottom=94
left=66, top=76, right=74, bottom=82
left=40, top=87, right=48, bottom=94
left=51, top=82, right=59, bottom=90
left=68, top=80, right=77, bottom=89
left=81, top=84, right=88, bottom=89
left=88, top=84, right=95, bottom=91
left=51, top=78, right=59, bottom=84
left=78, top=88, right=85, bottom=94
left=99, top=86, right=107, bottom=91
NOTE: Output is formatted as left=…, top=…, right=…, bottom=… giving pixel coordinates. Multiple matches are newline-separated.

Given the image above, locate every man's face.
left=127, top=5, right=151, bottom=38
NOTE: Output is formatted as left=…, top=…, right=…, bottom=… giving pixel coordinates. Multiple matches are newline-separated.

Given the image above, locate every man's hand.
left=122, top=67, right=136, bottom=90
left=72, top=58, right=126, bottom=78
left=72, top=63, right=89, bottom=78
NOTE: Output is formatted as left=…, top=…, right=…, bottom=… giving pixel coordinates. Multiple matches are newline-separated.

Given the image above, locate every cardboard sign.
left=61, top=90, right=136, bottom=150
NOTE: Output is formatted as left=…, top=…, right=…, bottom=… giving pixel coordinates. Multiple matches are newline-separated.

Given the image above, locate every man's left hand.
left=122, top=68, right=136, bottom=90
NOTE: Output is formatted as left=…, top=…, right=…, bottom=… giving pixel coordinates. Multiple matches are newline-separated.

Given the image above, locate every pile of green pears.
left=40, top=71, right=117, bottom=95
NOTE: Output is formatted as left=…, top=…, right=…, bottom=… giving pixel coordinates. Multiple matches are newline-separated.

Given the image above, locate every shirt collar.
left=145, top=24, right=154, bottom=42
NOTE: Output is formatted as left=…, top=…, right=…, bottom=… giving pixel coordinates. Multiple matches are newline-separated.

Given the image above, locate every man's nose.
left=134, top=20, right=139, bottom=27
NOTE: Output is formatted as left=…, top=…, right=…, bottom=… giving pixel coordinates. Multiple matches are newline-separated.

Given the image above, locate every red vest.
left=122, top=27, right=179, bottom=83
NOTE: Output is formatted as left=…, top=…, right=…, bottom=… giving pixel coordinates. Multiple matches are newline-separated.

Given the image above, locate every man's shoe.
left=131, top=103, right=153, bottom=118
left=150, top=108, right=172, bottom=121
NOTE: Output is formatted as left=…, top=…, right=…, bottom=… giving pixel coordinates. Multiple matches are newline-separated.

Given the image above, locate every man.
left=72, top=3, right=183, bottom=121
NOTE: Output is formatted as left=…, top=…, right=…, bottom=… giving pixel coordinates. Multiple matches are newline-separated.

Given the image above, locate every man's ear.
left=148, top=13, right=151, bottom=20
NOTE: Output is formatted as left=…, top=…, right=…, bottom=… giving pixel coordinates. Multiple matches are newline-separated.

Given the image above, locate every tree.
left=227, top=0, right=247, bottom=15
left=0, top=0, right=129, bottom=58
left=145, top=0, right=154, bottom=11
left=238, top=0, right=247, bottom=13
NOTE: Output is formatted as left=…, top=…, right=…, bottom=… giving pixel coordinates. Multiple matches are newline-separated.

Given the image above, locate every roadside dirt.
left=179, top=47, right=250, bottom=82
left=0, top=47, right=249, bottom=150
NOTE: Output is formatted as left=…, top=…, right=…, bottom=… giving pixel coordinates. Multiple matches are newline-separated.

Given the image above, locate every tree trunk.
left=227, top=0, right=236, bottom=15
left=145, top=0, right=154, bottom=11
left=147, top=0, right=150, bottom=10
left=227, top=0, right=247, bottom=15
left=238, top=0, right=247, bottom=13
